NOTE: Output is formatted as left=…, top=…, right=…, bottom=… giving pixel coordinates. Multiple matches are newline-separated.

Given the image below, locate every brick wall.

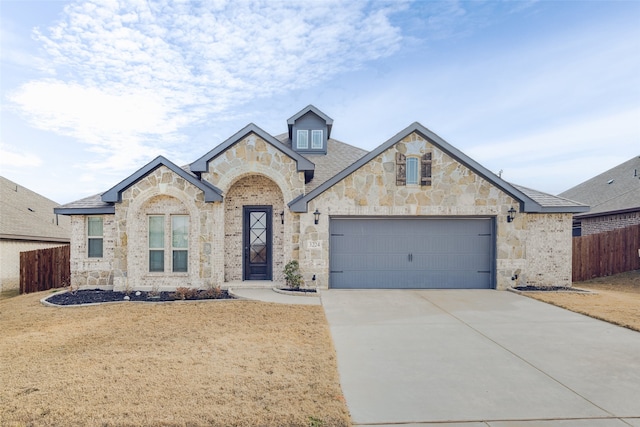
left=223, top=175, right=286, bottom=282
left=580, top=211, right=640, bottom=236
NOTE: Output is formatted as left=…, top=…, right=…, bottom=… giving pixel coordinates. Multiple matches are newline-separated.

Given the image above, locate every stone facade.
left=64, top=114, right=580, bottom=292
left=297, top=133, right=573, bottom=290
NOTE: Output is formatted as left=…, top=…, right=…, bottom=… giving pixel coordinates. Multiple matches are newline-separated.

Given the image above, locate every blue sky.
left=1, top=0, right=638, bottom=204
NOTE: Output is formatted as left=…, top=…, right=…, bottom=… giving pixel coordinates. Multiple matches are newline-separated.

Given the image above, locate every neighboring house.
left=55, top=105, right=587, bottom=291
left=559, top=156, right=640, bottom=236
left=0, top=176, right=71, bottom=292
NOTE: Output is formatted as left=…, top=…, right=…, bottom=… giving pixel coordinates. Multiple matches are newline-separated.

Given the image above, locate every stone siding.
left=67, top=131, right=574, bottom=291
left=69, top=214, right=116, bottom=289
left=298, top=132, right=572, bottom=289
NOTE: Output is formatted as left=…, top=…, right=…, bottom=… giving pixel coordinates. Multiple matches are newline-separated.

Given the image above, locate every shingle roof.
left=289, top=122, right=589, bottom=214
left=0, top=176, right=70, bottom=242
left=511, top=184, right=588, bottom=210
left=558, top=156, right=640, bottom=217
left=274, top=134, right=368, bottom=192
left=54, top=118, right=590, bottom=216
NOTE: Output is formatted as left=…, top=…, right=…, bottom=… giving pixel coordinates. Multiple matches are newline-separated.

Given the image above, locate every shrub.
left=284, top=260, right=304, bottom=290
left=173, top=287, right=199, bottom=300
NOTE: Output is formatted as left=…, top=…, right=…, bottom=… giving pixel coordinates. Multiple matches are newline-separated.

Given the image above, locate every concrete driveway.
left=321, top=290, right=640, bottom=427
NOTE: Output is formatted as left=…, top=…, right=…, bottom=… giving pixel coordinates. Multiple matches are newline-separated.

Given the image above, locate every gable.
left=290, top=122, right=589, bottom=214
left=101, top=156, right=222, bottom=203
left=190, top=123, right=315, bottom=180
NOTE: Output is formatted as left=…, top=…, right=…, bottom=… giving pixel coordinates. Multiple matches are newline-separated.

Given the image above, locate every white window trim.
left=87, top=216, right=103, bottom=258
left=406, top=157, right=419, bottom=185
left=148, top=215, right=165, bottom=272
left=296, top=129, right=308, bottom=149
left=171, top=215, right=189, bottom=273
left=147, top=214, right=190, bottom=274
left=311, top=129, right=323, bottom=149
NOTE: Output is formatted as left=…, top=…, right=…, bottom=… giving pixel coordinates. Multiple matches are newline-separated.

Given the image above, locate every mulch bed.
left=512, top=286, right=590, bottom=293
left=45, top=289, right=234, bottom=306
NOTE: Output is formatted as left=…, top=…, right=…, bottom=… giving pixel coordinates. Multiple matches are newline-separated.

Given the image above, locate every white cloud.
left=0, top=143, right=43, bottom=168
left=7, top=0, right=404, bottom=171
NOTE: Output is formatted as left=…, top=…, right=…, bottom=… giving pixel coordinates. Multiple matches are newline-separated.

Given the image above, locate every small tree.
left=283, top=260, right=304, bottom=290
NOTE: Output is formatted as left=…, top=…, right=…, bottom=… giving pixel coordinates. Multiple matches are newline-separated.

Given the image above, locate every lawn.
left=0, top=292, right=351, bottom=427
left=525, top=270, right=640, bottom=332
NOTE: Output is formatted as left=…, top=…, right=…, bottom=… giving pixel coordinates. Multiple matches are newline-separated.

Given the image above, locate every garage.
left=329, top=218, right=495, bottom=289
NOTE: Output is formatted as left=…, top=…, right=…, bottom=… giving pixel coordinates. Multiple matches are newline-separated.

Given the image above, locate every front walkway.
left=320, top=290, right=640, bottom=426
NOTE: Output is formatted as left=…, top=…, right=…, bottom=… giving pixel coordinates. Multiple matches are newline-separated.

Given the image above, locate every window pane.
left=173, top=250, right=188, bottom=272
left=149, top=250, right=164, bottom=272
left=406, top=157, right=418, bottom=185
left=149, top=216, right=164, bottom=248
left=88, top=217, right=103, bottom=237
left=172, top=216, right=189, bottom=248
left=297, top=130, right=308, bottom=149
left=88, top=238, right=103, bottom=258
left=311, top=130, right=323, bottom=149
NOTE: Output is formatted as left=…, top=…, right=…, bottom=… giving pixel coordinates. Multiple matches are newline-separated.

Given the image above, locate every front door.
left=243, top=206, right=272, bottom=280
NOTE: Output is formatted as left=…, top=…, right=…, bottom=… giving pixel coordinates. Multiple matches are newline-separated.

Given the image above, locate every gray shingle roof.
left=559, top=156, right=640, bottom=217
left=1, top=176, right=70, bottom=242
left=511, top=184, right=588, bottom=210
left=55, top=120, right=590, bottom=216
left=274, top=133, right=368, bottom=192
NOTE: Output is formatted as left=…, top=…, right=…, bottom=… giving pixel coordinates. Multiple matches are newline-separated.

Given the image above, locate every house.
left=0, top=176, right=71, bottom=292
left=559, top=156, right=640, bottom=236
left=54, top=105, right=588, bottom=291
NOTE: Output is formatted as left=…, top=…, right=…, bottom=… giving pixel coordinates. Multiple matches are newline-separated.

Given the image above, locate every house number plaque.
left=307, top=240, right=322, bottom=249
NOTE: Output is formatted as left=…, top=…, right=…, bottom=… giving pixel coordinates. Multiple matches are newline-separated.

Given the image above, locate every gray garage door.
left=330, top=218, right=494, bottom=289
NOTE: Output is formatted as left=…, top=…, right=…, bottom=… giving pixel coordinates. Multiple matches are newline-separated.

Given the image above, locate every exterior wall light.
left=280, top=210, right=285, bottom=225
left=313, top=208, right=321, bottom=225
left=507, top=207, right=517, bottom=223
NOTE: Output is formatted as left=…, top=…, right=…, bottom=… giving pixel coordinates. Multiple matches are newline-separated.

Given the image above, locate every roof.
left=287, top=104, right=334, bottom=139
left=559, top=156, right=640, bottom=218
left=102, top=156, right=223, bottom=203
left=55, top=113, right=588, bottom=217
left=191, top=123, right=315, bottom=175
left=289, top=122, right=590, bottom=214
left=0, top=176, right=70, bottom=242
left=274, top=133, right=368, bottom=192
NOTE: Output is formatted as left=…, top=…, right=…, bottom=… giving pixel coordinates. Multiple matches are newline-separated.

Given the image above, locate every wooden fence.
left=20, top=245, right=70, bottom=294
left=572, top=224, right=640, bottom=282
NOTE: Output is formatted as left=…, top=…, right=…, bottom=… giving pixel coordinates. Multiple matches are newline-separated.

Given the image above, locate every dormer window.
left=311, top=130, right=323, bottom=149
left=297, top=130, right=309, bottom=149
left=288, top=105, right=333, bottom=155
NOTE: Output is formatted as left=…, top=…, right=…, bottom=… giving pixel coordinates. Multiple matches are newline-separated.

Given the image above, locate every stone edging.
left=507, top=287, right=595, bottom=295
left=40, top=289, right=238, bottom=307
left=272, top=287, right=320, bottom=297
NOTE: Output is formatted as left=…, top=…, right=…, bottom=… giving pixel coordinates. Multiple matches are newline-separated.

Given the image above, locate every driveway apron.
left=320, top=290, right=640, bottom=426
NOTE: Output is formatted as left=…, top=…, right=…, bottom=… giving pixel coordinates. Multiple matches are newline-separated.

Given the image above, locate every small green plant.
left=284, top=260, right=304, bottom=290
left=308, top=415, right=324, bottom=427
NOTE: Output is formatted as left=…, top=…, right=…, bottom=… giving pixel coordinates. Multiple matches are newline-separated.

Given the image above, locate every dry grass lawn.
left=0, top=291, right=350, bottom=427
left=525, top=270, right=640, bottom=332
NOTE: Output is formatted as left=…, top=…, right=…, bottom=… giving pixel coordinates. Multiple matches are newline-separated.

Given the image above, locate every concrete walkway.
left=228, top=287, right=321, bottom=305
left=320, top=290, right=640, bottom=427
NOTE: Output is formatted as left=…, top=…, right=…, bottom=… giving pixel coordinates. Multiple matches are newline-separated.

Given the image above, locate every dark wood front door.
left=243, top=206, right=272, bottom=280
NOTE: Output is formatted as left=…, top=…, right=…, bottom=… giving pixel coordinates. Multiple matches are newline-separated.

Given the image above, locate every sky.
left=1, top=0, right=638, bottom=205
